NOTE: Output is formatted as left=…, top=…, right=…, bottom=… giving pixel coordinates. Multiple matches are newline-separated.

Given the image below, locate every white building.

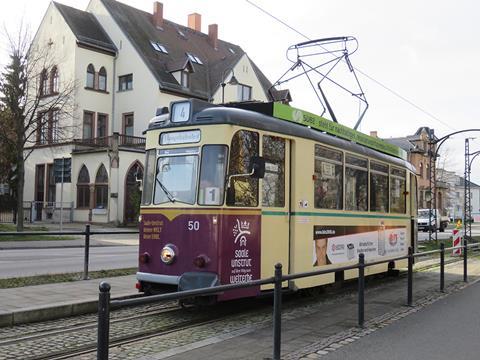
left=437, top=168, right=480, bottom=221
left=25, top=0, right=286, bottom=225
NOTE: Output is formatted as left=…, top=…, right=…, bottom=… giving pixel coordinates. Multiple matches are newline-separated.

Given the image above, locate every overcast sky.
left=1, top=0, right=479, bottom=182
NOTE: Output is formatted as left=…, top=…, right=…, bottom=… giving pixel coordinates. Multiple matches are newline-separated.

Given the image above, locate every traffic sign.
left=54, top=158, right=71, bottom=183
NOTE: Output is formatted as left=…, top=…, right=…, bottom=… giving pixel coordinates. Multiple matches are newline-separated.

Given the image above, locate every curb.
left=0, top=291, right=137, bottom=328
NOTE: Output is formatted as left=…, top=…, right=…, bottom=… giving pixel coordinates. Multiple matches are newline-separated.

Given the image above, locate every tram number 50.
left=187, top=220, right=200, bottom=231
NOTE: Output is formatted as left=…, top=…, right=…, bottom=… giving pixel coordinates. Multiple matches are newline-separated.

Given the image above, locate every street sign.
left=54, top=158, right=71, bottom=183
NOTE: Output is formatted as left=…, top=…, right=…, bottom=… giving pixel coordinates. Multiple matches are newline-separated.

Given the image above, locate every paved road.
left=0, top=245, right=138, bottom=278
left=323, top=280, right=480, bottom=360
left=418, top=222, right=480, bottom=241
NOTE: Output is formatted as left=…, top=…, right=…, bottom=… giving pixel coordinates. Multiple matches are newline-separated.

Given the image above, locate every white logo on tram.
left=233, top=219, right=250, bottom=247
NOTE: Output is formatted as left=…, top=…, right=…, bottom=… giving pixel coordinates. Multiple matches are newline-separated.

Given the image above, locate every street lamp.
left=221, top=68, right=239, bottom=103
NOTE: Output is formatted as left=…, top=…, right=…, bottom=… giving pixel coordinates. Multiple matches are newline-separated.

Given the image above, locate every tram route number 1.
left=188, top=220, right=200, bottom=231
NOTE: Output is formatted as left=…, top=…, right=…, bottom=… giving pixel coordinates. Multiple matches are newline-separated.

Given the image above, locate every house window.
left=40, top=69, right=49, bottom=96
left=123, top=113, right=134, bottom=136
left=86, top=64, right=95, bottom=89
left=51, top=66, right=59, bottom=93
left=419, top=162, right=423, bottom=178
left=50, top=110, right=59, bottom=143
left=95, top=164, right=109, bottom=209
left=119, top=74, right=133, bottom=91
left=181, top=70, right=189, bottom=87
left=37, top=112, right=48, bottom=144
left=98, top=67, right=107, bottom=91
left=83, top=111, right=94, bottom=139
left=77, top=165, right=90, bottom=208
left=97, top=113, right=108, bottom=138
left=238, top=84, right=252, bottom=101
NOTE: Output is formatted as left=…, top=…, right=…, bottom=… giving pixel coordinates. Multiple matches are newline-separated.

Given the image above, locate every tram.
left=137, top=99, right=417, bottom=300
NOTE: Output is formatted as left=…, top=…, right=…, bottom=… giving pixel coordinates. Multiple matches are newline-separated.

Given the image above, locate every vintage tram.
left=136, top=99, right=417, bottom=301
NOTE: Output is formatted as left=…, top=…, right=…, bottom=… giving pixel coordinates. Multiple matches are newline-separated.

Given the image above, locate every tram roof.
left=148, top=99, right=414, bottom=172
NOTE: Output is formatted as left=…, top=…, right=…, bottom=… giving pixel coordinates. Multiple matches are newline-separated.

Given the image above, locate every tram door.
left=260, top=136, right=290, bottom=283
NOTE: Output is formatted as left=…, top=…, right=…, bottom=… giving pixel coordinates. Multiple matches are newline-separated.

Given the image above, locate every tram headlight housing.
left=161, top=245, right=176, bottom=264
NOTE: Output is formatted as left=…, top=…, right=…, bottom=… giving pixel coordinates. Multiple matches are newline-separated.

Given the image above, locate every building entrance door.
left=35, top=164, right=45, bottom=221
left=124, top=162, right=143, bottom=225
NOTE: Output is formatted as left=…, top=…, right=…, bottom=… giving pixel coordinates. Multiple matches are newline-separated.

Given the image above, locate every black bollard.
left=440, top=243, right=445, bottom=292
left=358, top=253, right=365, bottom=328
left=83, top=224, right=91, bottom=280
left=97, top=282, right=111, bottom=360
left=407, top=247, right=413, bottom=306
left=464, top=238, right=468, bottom=283
left=273, top=263, right=283, bottom=360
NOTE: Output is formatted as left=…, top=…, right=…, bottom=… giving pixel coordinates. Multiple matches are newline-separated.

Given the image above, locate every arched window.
left=51, top=66, right=59, bottom=93
left=98, top=67, right=107, bottom=91
left=77, top=165, right=90, bottom=209
left=95, top=164, right=109, bottom=209
left=40, top=69, right=49, bottom=96
left=86, top=64, right=95, bottom=89
left=419, top=162, right=423, bottom=178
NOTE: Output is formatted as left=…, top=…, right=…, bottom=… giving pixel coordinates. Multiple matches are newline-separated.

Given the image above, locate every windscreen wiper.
left=155, top=177, right=176, bottom=203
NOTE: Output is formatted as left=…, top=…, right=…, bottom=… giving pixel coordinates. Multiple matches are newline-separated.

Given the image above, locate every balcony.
left=73, top=134, right=146, bottom=152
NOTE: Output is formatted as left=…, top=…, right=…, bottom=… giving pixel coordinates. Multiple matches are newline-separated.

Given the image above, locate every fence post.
left=358, top=253, right=365, bottom=328
left=440, top=243, right=445, bottom=292
left=83, top=224, right=91, bottom=280
left=273, top=263, right=283, bottom=360
left=407, top=247, right=413, bottom=306
left=97, top=282, right=111, bottom=360
left=463, top=238, right=468, bottom=283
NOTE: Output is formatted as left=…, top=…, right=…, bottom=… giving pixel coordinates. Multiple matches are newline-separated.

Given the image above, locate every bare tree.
left=0, top=24, right=76, bottom=231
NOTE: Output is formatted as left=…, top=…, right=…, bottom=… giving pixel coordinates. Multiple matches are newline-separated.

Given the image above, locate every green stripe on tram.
left=262, top=211, right=289, bottom=216
left=261, top=211, right=409, bottom=220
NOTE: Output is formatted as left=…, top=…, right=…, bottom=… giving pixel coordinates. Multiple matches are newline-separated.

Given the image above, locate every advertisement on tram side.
left=313, top=225, right=407, bottom=266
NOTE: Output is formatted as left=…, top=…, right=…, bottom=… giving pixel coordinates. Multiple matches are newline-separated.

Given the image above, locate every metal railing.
left=0, top=225, right=139, bottom=279
left=73, top=134, right=146, bottom=150
left=96, top=239, right=480, bottom=360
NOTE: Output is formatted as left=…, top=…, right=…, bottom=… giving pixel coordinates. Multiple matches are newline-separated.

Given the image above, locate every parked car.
left=418, top=209, right=449, bottom=232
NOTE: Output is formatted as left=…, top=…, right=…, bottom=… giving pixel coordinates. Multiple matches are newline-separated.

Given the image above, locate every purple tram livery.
left=136, top=99, right=417, bottom=301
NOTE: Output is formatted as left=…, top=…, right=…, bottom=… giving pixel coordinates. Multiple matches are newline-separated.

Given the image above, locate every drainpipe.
left=109, top=53, right=118, bottom=224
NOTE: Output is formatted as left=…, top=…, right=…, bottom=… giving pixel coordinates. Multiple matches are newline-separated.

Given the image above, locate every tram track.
left=0, top=297, right=266, bottom=360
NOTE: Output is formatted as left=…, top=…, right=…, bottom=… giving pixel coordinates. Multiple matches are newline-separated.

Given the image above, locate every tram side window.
left=370, top=161, right=389, bottom=212
left=314, top=145, right=343, bottom=210
left=227, top=130, right=259, bottom=207
left=141, top=149, right=156, bottom=205
left=390, top=167, right=406, bottom=213
left=198, top=145, right=228, bottom=205
left=262, top=136, right=285, bottom=207
left=345, top=155, right=368, bottom=211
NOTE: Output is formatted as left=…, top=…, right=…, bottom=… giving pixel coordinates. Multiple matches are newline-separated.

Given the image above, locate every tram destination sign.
left=272, top=103, right=407, bottom=160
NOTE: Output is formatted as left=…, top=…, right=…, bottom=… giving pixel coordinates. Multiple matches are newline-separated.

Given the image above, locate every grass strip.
left=0, top=268, right=137, bottom=289
left=0, top=223, right=77, bottom=241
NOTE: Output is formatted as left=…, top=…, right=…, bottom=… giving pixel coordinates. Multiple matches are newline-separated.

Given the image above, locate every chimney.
left=152, top=2, right=163, bottom=29
left=188, top=13, right=201, bottom=32
left=208, top=24, right=218, bottom=49
left=370, top=131, right=378, bottom=138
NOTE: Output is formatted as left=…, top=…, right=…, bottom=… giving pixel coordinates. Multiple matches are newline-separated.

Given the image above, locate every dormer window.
left=150, top=41, right=168, bottom=54
left=186, top=52, right=203, bottom=65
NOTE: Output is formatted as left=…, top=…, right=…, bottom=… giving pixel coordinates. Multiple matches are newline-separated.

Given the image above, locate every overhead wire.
left=245, top=0, right=455, bottom=132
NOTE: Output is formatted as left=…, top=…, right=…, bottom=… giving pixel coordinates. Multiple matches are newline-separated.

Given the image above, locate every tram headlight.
left=161, top=245, right=176, bottom=264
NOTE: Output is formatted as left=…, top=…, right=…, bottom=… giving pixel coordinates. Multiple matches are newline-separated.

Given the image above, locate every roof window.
left=186, top=52, right=203, bottom=65
left=150, top=41, right=168, bottom=54
left=228, top=48, right=235, bottom=54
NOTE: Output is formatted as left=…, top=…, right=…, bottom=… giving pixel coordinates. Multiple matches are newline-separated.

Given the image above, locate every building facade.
left=25, top=0, right=281, bottom=225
